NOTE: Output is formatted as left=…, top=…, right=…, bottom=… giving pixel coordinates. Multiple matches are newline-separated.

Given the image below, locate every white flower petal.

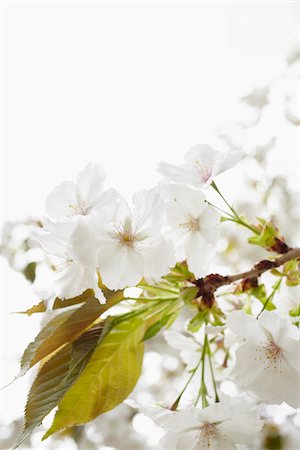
left=157, top=408, right=201, bottom=431
left=45, top=181, right=78, bottom=221
left=72, top=220, right=101, bottom=267
left=97, top=243, right=144, bottom=290
left=53, top=261, right=95, bottom=300
left=259, top=310, right=299, bottom=342
left=167, top=184, right=206, bottom=218
left=133, top=188, right=164, bottom=232
left=184, top=232, right=215, bottom=277
left=212, top=150, right=244, bottom=178
left=218, top=413, right=262, bottom=445
left=282, top=337, right=300, bottom=371
left=76, top=162, right=105, bottom=207
left=163, top=330, right=199, bottom=353
left=157, top=162, right=199, bottom=186
left=141, top=236, right=175, bottom=279
left=227, top=310, right=267, bottom=345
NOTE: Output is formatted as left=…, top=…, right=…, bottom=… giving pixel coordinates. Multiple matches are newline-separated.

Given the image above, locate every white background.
left=0, top=0, right=298, bottom=427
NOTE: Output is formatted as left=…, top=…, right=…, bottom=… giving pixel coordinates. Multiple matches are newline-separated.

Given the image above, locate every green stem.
left=194, top=333, right=209, bottom=408
left=170, top=353, right=202, bottom=410
left=211, top=181, right=259, bottom=235
left=211, top=181, right=239, bottom=218
left=205, top=200, right=236, bottom=219
left=207, top=339, right=219, bottom=403
left=257, top=279, right=282, bottom=318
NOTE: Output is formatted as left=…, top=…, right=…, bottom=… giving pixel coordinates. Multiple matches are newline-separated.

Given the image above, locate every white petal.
left=45, top=181, right=77, bottom=221
left=142, top=236, right=175, bottom=278
left=53, top=261, right=91, bottom=299
left=157, top=408, right=201, bottom=431
left=37, top=229, right=67, bottom=258
left=212, top=150, right=244, bottom=177
left=133, top=188, right=164, bottom=232
left=198, top=206, right=220, bottom=244
left=160, top=430, right=199, bottom=450
left=259, top=310, right=299, bottom=343
left=167, top=184, right=206, bottom=218
left=164, top=330, right=199, bottom=353
left=97, top=243, right=144, bottom=290
left=218, top=413, right=262, bottom=444
left=230, top=343, right=267, bottom=389
left=83, top=268, right=106, bottom=304
left=157, top=162, right=199, bottom=186
left=282, top=337, right=300, bottom=371
left=197, top=426, right=236, bottom=450
left=184, top=232, right=215, bottom=278
left=76, top=162, right=105, bottom=207
left=227, top=310, right=267, bottom=345
left=91, top=188, right=121, bottom=217
left=185, top=143, right=218, bottom=166
left=72, top=220, right=101, bottom=267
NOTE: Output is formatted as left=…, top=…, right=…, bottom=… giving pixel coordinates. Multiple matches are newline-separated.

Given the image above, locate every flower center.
left=195, top=161, right=212, bottom=182
left=68, top=194, right=88, bottom=216
left=113, top=223, right=137, bottom=248
left=179, top=216, right=200, bottom=231
left=198, top=423, right=222, bottom=448
left=264, top=341, right=282, bottom=362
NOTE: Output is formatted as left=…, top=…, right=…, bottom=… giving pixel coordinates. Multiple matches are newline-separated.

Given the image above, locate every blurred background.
left=0, top=1, right=299, bottom=449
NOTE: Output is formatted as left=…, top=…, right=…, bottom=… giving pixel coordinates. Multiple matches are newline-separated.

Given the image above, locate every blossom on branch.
left=36, top=220, right=105, bottom=302
left=158, top=144, right=243, bottom=189
left=72, top=189, right=175, bottom=290
left=162, top=184, right=220, bottom=277
left=142, top=396, right=262, bottom=450
left=45, top=162, right=119, bottom=222
left=227, top=310, right=300, bottom=408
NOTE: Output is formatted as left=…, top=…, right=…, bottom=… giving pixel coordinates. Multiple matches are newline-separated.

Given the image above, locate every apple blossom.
left=227, top=310, right=300, bottom=408
left=72, top=189, right=175, bottom=290
left=142, top=396, right=262, bottom=450
left=158, top=144, right=243, bottom=189
left=45, top=162, right=119, bottom=222
left=162, top=183, right=220, bottom=277
left=36, top=220, right=105, bottom=302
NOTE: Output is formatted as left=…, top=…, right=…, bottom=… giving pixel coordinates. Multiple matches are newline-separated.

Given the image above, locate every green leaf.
left=248, top=220, right=279, bottom=249
left=163, top=262, right=195, bottom=284
left=180, top=286, right=199, bottom=304
left=188, top=311, right=208, bottom=332
left=14, top=323, right=105, bottom=448
left=250, top=285, right=275, bottom=311
left=139, top=282, right=179, bottom=299
left=23, top=262, right=37, bottom=283
left=20, top=297, right=104, bottom=375
left=289, top=304, right=300, bottom=318
left=142, top=313, right=174, bottom=341
left=17, top=288, right=124, bottom=315
left=43, top=318, right=146, bottom=439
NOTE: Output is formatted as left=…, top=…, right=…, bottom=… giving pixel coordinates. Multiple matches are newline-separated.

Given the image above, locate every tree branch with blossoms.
left=2, top=144, right=300, bottom=450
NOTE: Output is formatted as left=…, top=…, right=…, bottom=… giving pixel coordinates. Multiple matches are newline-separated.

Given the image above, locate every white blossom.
left=275, top=283, right=300, bottom=321
left=142, top=396, right=262, bottom=450
left=36, top=220, right=105, bottom=303
left=162, top=184, right=220, bottom=277
left=72, top=189, right=175, bottom=290
left=227, top=310, right=300, bottom=408
left=158, top=144, right=243, bottom=189
left=45, top=162, right=119, bottom=222
left=164, top=330, right=201, bottom=371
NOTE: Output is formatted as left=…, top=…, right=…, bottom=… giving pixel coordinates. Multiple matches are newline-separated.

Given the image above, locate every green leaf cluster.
left=247, top=218, right=281, bottom=249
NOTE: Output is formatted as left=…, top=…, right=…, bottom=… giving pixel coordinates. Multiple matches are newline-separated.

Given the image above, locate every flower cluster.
left=8, top=143, right=300, bottom=450
left=36, top=145, right=241, bottom=302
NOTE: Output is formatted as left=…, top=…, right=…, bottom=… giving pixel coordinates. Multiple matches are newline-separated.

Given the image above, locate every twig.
left=194, top=247, right=300, bottom=303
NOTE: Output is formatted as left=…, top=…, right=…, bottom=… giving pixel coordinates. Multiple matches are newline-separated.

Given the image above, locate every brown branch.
left=194, top=247, right=300, bottom=307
